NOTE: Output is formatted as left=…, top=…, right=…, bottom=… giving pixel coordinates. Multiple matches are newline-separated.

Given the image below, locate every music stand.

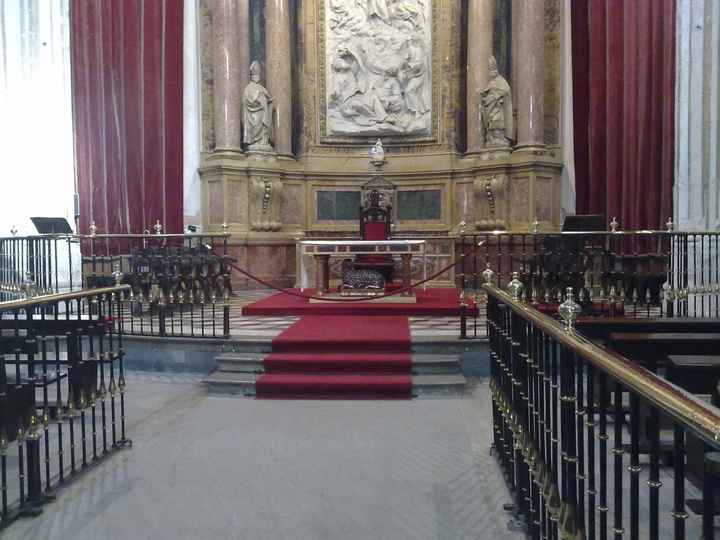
left=561, top=214, right=606, bottom=232
left=30, top=217, right=74, bottom=234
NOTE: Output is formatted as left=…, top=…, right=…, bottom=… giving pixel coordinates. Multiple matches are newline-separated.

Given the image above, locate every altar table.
left=298, top=240, right=427, bottom=295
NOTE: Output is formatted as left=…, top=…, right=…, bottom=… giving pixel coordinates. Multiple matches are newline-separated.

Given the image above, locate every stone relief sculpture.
left=250, top=178, right=283, bottom=231
left=474, top=174, right=508, bottom=230
left=325, top=0, right=432, bottom=136
left=243, top=61, right=274, bottom=152
left=479, top=56, right=514, bottom=148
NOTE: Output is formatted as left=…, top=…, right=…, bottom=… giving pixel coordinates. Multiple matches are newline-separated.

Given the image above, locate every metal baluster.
left=673, top=426, right=687, bottom=539
left=647, top=407, right=661, bottom=540
left=599, top=372, right=609, bottom=539
left=629, top=393, right=640, bottom=540
left=98, top=296, right=108, bottom=455
left=0, top=355, right=8, bottom=522
left=550, top=340, right=560, bottom=539
left=39, top=307, right=51, bottom=493
left=612, top=382, right=624, bottom=539
left=55, top=331, right=63, bottom=482
left=576, top=356, right=586, bottom=536
left=586, top=364, right=596, bottom=540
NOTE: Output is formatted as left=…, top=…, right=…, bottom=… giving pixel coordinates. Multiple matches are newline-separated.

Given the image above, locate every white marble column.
left=265, top=0, right=293, bottom=156
left=674, top=0, right=720, bottom=314
left=512, top=0, right=545, bottom=148
left=466, top=0, right=494, bottom=152
left=183, top=0, right=201, bottom=226
left=560, top=0, right=576, bottom=219
left=212, top=0, right=242, bottom=151
left=675, top=0, right=720, bottom=231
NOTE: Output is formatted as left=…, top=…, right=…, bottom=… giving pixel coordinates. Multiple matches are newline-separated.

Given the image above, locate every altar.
left=298, top=239, right=427, bottom=299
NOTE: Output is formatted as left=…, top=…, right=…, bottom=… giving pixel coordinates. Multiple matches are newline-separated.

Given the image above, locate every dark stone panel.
left=249, top=0, right=265, bottom=68
left=317, top=190, right=361, bottom=221
left=397, top=190, right=442, bottom=220
left=494, top=0, right=512, bottom=84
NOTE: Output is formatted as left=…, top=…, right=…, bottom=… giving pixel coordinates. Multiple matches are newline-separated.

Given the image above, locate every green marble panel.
left=397, top=190, right=442, bottom=220
left=317, top=191, right=360, bottom=221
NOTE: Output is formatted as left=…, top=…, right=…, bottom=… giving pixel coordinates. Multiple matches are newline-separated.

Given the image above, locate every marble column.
left=265, top=0, right=293, bottom=156
left=513, top=0, right=545, bottom=148
left=183, top=0, right=201, bottom=225
left=466, top=0, right=494, bottom=152
left=674, top=0, right=720, bottom=312
left=212, top=0, right=242, bottom=151
left=675, top=0, right=720, bottom=231
left=237, top=0, right=250, bottom=104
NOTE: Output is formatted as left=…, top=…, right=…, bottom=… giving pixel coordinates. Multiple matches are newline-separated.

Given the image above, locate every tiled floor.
left=2, top=374, right=521, bottom=540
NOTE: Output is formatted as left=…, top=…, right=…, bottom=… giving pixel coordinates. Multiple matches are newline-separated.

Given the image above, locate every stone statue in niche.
left=325, top=0, right=432, bottom=136
left=480, top=56, right=514, bottom=148
left=250, top=178, right=283, bottom=231
left=369, top=138, right=385, bottom=164
left=242, top=61, right=274, bottom=152
left=474, top=174, right=508, bottom=230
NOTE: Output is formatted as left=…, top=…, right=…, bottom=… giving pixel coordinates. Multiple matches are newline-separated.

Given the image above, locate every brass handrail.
left=0, top=285, right=130, bottom=311
left=485, top=283, right=720, bottom=446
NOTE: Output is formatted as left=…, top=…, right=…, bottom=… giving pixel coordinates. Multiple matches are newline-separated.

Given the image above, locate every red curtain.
left=71, top=0, right=183, bottom=235
left=572, top=0, right=675, bottom=230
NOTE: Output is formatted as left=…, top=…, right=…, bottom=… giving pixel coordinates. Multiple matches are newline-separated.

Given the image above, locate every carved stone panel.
left=249, top=178, right=283, bottom=231
left=323, top=0, right=433, bottom=138
left=474, top=174, right=508, bottom=230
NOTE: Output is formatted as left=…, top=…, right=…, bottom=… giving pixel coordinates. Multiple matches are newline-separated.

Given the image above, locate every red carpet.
left=243, top=287, right=475, bottom=316
left=256, top=315, right=412, bottom=399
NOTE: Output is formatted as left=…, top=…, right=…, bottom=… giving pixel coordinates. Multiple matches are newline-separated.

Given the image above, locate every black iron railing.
left=459, top=229, right=720, bottom=338
left=1, top=231, right=234, bottom=339
left=486, top=282, right=720, bottom=539
left=0, top=235, right=79, bottom=301
left=0, top=286, right=131, bottom=529
left=81, top=232, right=233, bottom=339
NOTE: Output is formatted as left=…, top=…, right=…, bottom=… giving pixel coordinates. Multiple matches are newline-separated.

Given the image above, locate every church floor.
left=4, top=372, right=519, bottom=540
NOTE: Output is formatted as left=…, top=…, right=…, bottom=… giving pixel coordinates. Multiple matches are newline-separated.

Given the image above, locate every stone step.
left=203, top=371, right=467, bottom=398
left=411, top=354, right=462, bottom=375
left=204, top=371, right=258, bottom=396
left=213, top=352, right=462, bottom=375
left=412, top=374, right=467, bottom=397
left=215, top=352, right=264, bottom=373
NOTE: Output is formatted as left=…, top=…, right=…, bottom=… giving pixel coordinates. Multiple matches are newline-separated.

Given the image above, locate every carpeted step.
left=255, top=373, right=412, bottom=399
left=271, top=315, right=411, bottom=353
left=263, top=352, right=411, bottom=373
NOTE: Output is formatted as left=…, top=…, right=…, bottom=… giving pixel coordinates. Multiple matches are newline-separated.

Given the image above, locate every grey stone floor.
left=4, top=373, right=522, bottom=540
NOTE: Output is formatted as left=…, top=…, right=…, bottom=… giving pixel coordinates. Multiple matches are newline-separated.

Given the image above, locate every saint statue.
left=369, top=138, right=385, bottom=164
left=480, top=56, right=514, bottom=147
left=243, top=61, right=274, bottom=151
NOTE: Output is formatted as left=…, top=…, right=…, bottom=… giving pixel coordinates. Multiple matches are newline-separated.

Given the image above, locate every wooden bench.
left=577, top=317, right=720, bottom=341
left=607, top=333, right=720, bottom=373
left=666, top=355, right=720, bottom=395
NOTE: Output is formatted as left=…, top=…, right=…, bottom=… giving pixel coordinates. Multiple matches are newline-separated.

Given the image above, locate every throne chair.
left=340, top=189, right=395, bottom=293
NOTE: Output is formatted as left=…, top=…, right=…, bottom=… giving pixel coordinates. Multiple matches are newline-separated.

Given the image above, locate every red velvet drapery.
left=71, top=0, right=183, bottom=235
left=572, top=0, right=675, bottom=230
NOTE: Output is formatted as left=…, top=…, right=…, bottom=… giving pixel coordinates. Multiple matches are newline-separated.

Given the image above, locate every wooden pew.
left=666, top=355, right=720, bottom=394
left=607, top=333, right=720, bottom=373
left=577, top=317, right=720, bottom=341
